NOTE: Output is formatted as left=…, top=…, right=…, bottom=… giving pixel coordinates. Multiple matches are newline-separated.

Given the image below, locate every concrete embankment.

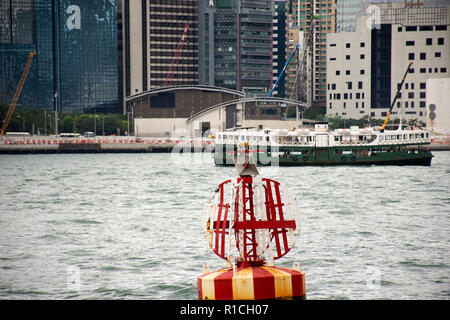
left=0, top=137, right=215, bottom=154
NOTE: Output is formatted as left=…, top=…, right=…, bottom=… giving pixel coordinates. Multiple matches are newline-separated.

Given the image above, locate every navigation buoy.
left=198, top=153, right=306, bottom=300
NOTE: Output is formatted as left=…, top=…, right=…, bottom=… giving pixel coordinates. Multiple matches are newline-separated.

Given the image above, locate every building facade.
left=0, top=0, right=120, bottom=113
left=271, top=0, right=287, bottom=98
left=198, top=0, right=274, bottom=97
left=287, top=0, right=336, bottom=107
left=122, top=0, right=199, bottom=109
left=326, top=4, right=450, bottom=123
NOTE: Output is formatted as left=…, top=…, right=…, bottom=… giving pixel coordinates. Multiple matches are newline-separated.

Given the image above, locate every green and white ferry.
left=213, top=123, right=433, bottom=166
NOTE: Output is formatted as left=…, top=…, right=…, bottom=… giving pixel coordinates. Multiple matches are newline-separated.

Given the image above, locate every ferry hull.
left=213, top=145, right=432, bottom=167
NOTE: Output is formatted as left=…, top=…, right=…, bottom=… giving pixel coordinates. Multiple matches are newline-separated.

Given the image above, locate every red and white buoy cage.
left=198, top=151, right=306, bottom=300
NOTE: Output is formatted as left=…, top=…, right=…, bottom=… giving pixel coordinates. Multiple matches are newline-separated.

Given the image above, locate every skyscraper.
left=288, top=0, right=336, bottom=107
left=0, top=0, right=121, bottom=113
left=121, top=0, right=199, bottom=103
left=198, top=0, right=274, bottom=96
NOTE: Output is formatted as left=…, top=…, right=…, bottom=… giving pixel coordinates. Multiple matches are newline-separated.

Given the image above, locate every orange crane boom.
left=164, top=22, right=191, bottom=87
left=1, top=51, right=36, bottom=136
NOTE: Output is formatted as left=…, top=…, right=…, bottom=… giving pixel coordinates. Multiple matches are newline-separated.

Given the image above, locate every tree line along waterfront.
left=1, top=102, right=426, bottom=137
left=0, top=103, right=128, bottom=136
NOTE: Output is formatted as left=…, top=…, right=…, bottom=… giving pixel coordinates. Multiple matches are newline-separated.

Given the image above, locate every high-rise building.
left=272, top=0, right=287, bottom=98
left=326, top=4, right=450, bottom=123
left=287, top=0, right=336, bottom=107
left=0, top=0, right=120, bottom=113
left=198, top=0, right=274, bottom=96
left=121, top=0, right=199, bottom=107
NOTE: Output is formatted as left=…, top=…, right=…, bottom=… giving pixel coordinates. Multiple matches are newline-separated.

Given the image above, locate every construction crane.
left=267, top=44, right=299, bottom=98
left=164, top=22, right=191, bottom=87
left=1, top=51, right=36, bottom=136
left=380, top=62, right=413, bottom=132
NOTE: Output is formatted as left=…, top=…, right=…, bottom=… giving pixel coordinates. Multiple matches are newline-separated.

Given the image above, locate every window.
left=331, top=83, right=336, bottom=90
left=346, top=43, right=350, bottom=48
left=419, top=26, right=433, bottom=31
left=347, top=82, right=352, bottom=89
left=408, top=92, right=414, bottom=99
left=420, top=101, right=425, bottom=108
left=360, top=54, right=365, bottom=59
left=344, top=93, right=348, bottom=99
left=398, top=27, right=402, bottom=32
left=420, top=68, right=426, bottom=73
left=360, top=69, right=365, bottom=75
left=411, top=83, right=414, bottom=89
left=358, top=81, right=363, bottom=89
left=435, top=52, right=441, bottom=57
left=360, top=42, right=365, bottom=47
left=438, top=38, right=444, bottom=45
left=420, top=52, right=426, bottom=60
left=435, top=25, right=447, bottom=31
left=426, top=38, right=432, bottom=45
left=408, top=53, right=414, bottom=60
left=330, top=43, right=336, bottom=47
left=336, top=70, right=340, bottom=75
left=435, top=68, right=438, bottom=73
left=406, top=40, right=415, bottom=46
left=330, top=57, right=336, bottom=61
left=406, top=26, right=417, bottom=31
left=441, top=68, right=447, bottom=73
left=409, top=68, right=414, bottom=73
left=346, top=55, right=350, bottom=60
left=420, top=92, right=426, bottom=98
left=420, top=82, right=426, bottom=89
left=356, top=92, right=360, bottom=99
left=405, top=83, right=409, bottom=89
left=346, top=70, right=350, bottom=75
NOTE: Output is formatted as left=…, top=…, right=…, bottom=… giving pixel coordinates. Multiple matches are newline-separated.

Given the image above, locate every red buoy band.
left=197, top=266, right=306, bottom=300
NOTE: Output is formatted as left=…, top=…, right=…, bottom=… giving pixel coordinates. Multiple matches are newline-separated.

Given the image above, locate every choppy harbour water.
left=0, top=151, right=449, bottom=300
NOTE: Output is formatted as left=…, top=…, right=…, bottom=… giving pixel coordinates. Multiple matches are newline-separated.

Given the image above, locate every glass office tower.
left=0, top=0, right=120, bottom=113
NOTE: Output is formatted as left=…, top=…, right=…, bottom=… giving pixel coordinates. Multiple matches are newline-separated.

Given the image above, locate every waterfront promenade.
left=0, top=136, right=215, bottom=153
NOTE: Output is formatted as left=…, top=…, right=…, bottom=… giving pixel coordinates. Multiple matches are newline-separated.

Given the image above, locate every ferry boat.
left=213, top=123, right=433, bottom=166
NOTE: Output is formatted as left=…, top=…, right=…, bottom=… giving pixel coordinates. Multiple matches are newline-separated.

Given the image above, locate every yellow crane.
left=1, top=51, right=36, bottom=136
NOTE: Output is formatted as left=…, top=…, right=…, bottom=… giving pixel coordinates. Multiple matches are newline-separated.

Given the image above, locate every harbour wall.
left=0, top=136, right=449, bottom=154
